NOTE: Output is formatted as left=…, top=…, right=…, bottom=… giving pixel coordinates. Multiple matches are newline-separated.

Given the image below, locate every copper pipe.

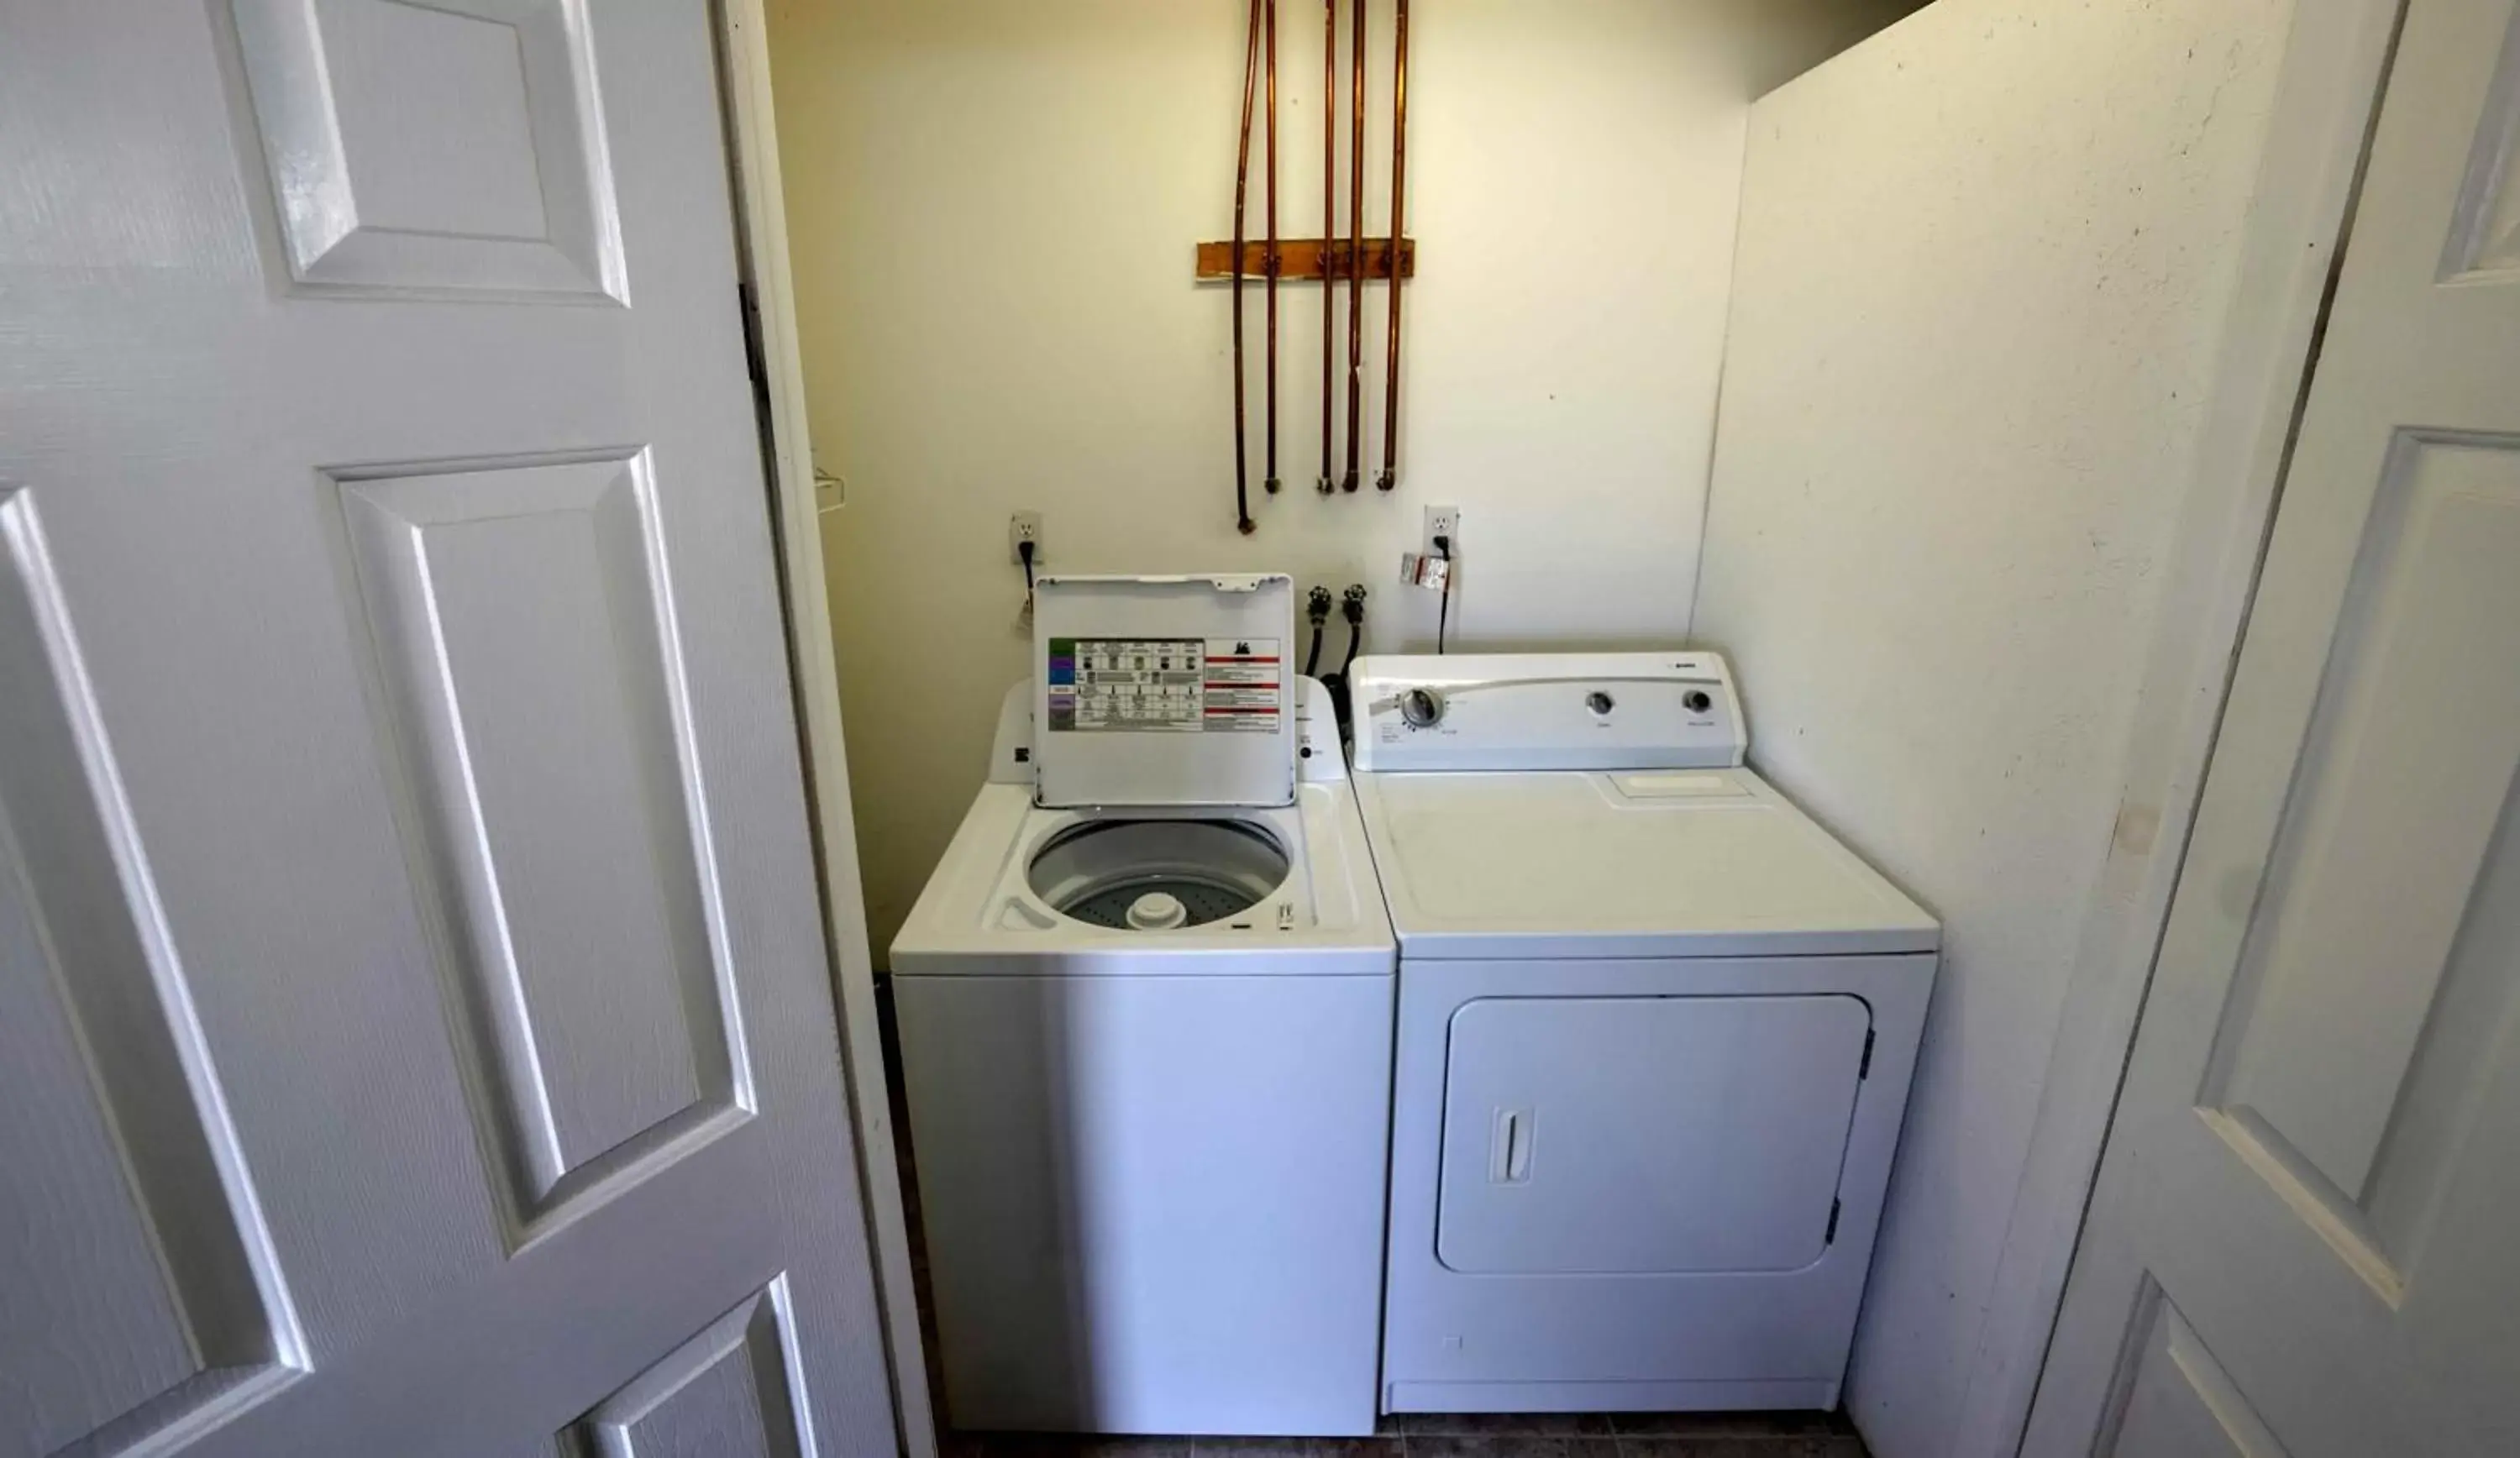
left=1318, top=0, right=1336, bottom=493
left=1342, top=0, right=1366, bottom=491
left=1377, top=0, right=1407, bottom=490
left=1263, top=0, right=1279, bottom=495
left=1231, top=0, right=1262, bottom=534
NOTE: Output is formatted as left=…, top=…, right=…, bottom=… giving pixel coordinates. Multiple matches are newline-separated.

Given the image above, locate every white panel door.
left=2028, top=3, right=2520, bottom=1454
left=0, top=3, right=895, bottom=1455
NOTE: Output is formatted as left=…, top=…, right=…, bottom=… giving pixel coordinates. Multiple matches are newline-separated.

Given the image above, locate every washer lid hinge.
left=1825, top=1198, right=1842, bottom=1246
left=1858, top=1029, right=1876, bottom=1080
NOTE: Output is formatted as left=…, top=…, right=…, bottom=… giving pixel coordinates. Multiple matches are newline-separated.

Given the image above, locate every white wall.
left=1690, top=3, right=2299, bottom=1456
left=769, top=0, right=1921, bottom=958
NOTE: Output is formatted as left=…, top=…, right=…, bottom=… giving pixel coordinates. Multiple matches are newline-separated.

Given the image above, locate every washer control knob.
left=1683, top=689, right=1714, bottom=714
left=1400, top=688, right=1445, bottom=729
left=1585, top=690, right=1615, bottom=716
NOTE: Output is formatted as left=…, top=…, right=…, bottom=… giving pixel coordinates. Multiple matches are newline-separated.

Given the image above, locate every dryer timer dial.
left=1400, top=688, right=1445, bottom=729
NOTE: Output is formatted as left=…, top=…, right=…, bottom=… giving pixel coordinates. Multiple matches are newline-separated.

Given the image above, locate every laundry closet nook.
left=763, top=2, right=2342, bottom=1454
left=751, top=0, right=2480, bottom=1450
left=7, top=1, right=2502, bottom=1455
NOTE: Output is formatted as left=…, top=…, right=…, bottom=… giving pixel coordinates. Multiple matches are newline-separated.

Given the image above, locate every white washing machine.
left=1351, top=652, right=1938, bottom=1415
left=890, top=574, right=1396, bottom=1438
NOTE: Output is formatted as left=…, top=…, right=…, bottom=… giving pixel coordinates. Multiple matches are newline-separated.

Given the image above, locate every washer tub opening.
left=1027, top=818, right=1291, bottom=931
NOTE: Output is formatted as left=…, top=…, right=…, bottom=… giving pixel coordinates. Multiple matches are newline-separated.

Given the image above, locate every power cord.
left=1018, top=538, right=1037, bottom=622
left=1432, top=532, right=1452, bottom=654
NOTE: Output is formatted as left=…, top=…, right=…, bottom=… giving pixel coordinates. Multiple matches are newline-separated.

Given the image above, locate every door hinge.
left=1858, top=1029, right=1875, bottom=1080
left=737, top=280, right=769, bottom=389
left=1825, top=1198, right=1842, bottom=1245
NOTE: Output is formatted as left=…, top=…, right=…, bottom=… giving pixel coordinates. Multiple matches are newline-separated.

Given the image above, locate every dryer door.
left=1436, top=994, right=1870, bottom=1274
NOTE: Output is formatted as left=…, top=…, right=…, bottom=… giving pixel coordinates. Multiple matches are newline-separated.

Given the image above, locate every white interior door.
left=2028, top=3, right=2520, bottom=1454
left=0, top=3, right=896, bottom=1454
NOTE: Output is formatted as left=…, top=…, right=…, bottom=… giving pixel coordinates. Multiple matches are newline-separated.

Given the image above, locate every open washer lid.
left=1033, top=574, right=1297, bottom=809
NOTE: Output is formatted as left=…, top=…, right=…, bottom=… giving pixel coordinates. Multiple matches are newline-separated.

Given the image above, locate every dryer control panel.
left=1348, top=652, right=1746, bottom=773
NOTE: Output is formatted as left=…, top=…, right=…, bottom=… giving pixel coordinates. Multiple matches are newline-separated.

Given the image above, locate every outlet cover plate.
left=1422, top=505, right=1460, bottom=558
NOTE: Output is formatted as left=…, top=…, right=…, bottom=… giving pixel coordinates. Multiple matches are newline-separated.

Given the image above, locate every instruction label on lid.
left=1047, top=637, right=1281, bottom=733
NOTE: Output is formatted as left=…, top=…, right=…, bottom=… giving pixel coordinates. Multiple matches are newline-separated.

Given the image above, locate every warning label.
left=1200, top=637, right=1282, bottom=732
left=1046, top=637, right=1281, bottom=733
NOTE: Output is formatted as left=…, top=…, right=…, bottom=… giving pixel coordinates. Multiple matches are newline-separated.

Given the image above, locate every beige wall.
left=769, top=0, right=1921, bottom=958
left=1693, top=3, right=2298, bottom=1455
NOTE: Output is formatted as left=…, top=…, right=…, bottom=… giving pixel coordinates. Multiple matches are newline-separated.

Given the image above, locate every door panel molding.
left=2440, top=5, right=2520, bottom=280
left=227, top=0, right=628, bottom=302
left=334, top=450, right=757, bottom=1242
left=565, top=1278, right=811, bottom=1458
left=0, top=487, right=303, bottom=1452
left=2202, top=433, right=2520, bottom=1258
left=2097, top=1280, right=2290, bottom=1458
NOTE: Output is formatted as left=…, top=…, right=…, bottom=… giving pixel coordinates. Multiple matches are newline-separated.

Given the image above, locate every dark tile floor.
left=940, top=1409, right=1868, bottom=1458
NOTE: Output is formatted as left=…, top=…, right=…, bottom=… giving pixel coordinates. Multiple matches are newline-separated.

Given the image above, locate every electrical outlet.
left=1010, top=511, right=1043, bottom=565
left=1423, top=505, right=1461, bottom=558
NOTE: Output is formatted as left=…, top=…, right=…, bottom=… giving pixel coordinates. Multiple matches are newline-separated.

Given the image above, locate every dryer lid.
left=1032, top=574, right=1297, bottom=809
left=1354, top=767, right=1940, bottom=958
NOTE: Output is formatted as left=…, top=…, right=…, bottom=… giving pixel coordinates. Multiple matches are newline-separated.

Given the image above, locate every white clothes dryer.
left=890, top=575, right=1395, bottom=1438
left=1351, top=652, right=1938, bottom=1415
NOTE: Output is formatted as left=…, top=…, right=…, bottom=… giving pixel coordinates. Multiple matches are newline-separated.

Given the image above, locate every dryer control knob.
left=1586, top=690, right=1615, bottom=716
left=1401, top=688, right=1445, bottom=729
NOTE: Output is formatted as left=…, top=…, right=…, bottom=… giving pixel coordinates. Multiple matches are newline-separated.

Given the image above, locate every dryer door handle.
left=1489, top=1107, right=1534, bottom=1184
